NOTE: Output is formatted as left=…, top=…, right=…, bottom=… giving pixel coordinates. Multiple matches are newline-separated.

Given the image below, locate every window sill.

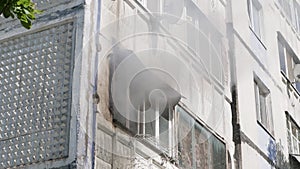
left=257, top=120, right=275, bottom=140
left=249, top=26, right=267, bottom=50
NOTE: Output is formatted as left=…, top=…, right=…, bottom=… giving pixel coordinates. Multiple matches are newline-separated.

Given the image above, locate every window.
left=278, top=0, right=300, bottom=34
left=177, top=106, right=226, bottom=169
left=136, top=104, right=175, bottom=155
left=278, top=38, right=300, bottom=92
left=278, top=40, right=287, bottom=74
left=186, top=0, right=225, bottom=85
left=293, top=1, right=300, bottom=32
left=248, top=0, right=263, bottom=38
left=286, top=113, right=300, bottom=154
left=254, top=79, right=274, bottom=135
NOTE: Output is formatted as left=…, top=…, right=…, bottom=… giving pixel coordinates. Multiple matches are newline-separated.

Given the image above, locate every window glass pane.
left=254, top=79, right=273, bottom=133
left=298, top=5, right=300, bottom=32
left=286, top=50, right=294, bottom=80
left=293, top=1, right=299, bottom=28
left=211, top=34, right=222, bottom=83
left=278, top=41, right=286, bottom=74
left=288, top=131, right=292, bottom=153
left=295, top=82, right=300, bottom=93
left=292, top=123, right=297, bottom=136
left=159, top=116, right=169, bottom=150
left=254, top=82, right=261, bottom=121
left=266, top=95, right=273, bottom=133
left=293, top=137, right=298, bottom=153
left=186, top=8, right=196, bottom=53
left=178, top=108, right=194, bottom=168
left=211, top=136, right=226, bottom=169
left=195, top=123, right=210, bottom=169
left=259, top=93, right=268, bottom=127
left=252, top=4, right=261, bottom=37
left=177, top=106, right=226, bottom=169
left=145, top=121, right=155, bottom=137
left=283, top=0, right=292, bottom=21
left=199, top=30, right=210, bottom=71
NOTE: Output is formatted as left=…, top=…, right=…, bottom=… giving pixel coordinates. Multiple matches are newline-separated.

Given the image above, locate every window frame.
left=277, top=0, right=300, bottom=35
left=136, top=103, right=175, bottom=156
left=254, top=78, right=274, bottom=136
left=277, top=37, right=300, bottom=92
left=176, top=105, right=227, bottom=169
left=248, top=0, right=263, bottom=39
left=286, top=113, right=300, bottom=154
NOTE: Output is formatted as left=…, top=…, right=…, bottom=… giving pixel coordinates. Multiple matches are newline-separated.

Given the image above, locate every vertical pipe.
left=92, top=0, right=102, bottom=168
left=226, top=0, right=243, bottom=168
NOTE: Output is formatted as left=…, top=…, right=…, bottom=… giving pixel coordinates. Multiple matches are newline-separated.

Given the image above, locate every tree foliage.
left=0, top=0, right=41, bottom=29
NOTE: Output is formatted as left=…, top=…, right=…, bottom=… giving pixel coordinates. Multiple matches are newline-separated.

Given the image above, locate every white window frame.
left=254, top=79, right=274, bottom=135
left=294, top=1, right=300, bottom=34
left=278, top=40, right=288, bottom=76
left=136, top=102, right=175, bottom=156
left=278, top=0, right=300, bottom=34
left=277, top=38, right=300, bottom=92
left=286, top=114, right=300, bottom=154
left=248, top=0, right=263, bottom=39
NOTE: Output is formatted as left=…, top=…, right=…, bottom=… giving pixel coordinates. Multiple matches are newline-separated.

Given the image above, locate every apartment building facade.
left=229, top=0, right=300, bottom=168
left=0, top=0, right=300, bottom=169
left=95, top=0, right=232, bottom=168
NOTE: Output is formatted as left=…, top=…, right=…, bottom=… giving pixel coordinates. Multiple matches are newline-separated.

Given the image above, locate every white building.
left=0, top=0, right=299, bottom=169
left=96, top=0, right=232, bottom=168
left=229, top=0, right=300, bottom=168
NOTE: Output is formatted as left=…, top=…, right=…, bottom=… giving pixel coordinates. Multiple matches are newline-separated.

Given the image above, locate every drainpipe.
left=91, top=0, right=102, bottom=168
left=226, top=0, right=242, bottom=168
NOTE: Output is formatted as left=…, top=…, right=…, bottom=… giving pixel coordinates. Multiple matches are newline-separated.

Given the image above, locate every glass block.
left=0, top=21, right=74, bottom=168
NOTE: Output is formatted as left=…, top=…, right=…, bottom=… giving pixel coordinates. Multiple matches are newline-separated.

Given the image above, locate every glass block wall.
left=0, top=21, right=74, bottom=168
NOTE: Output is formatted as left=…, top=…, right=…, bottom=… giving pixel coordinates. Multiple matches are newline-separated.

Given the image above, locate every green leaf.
left=21, top=19, right=31, bottom=29
left=0, top=1, right=9, bottom=13
left=27, top=12, right=35, bottom=20
left=0, top=0, right=41, bottom=29
left=3, top=8, right=12, bottom=18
